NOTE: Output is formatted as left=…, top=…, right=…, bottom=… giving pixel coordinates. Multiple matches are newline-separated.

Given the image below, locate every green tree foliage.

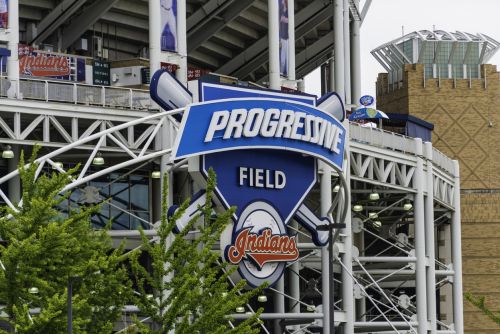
left=129, top=169, right=265, bottom=334
left=465, top=292, right=500, bottom=326
left=0, top=147, right=131, bottom=333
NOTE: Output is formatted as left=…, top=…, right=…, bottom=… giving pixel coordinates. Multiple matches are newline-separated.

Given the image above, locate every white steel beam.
left=451, top=160, right=464, bottom=333
left=30, top=0, right=87, bottom=45
left=187, top=0, right=254, bottom=52
left=61, top=0, right=121, bottom=50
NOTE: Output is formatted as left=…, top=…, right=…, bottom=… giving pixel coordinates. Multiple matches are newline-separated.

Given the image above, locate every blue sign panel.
left=200, top=81, right=316, bottom=106
left=172, top=98, right=346, bottom=170
left=203, top=150, right=315, bottom=222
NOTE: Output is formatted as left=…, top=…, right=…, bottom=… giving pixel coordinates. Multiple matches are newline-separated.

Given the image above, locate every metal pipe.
left=287, top=0, right=295, bottom=82
left=320, top=161, right=331, bottom=334
left=343, top=0, right=351, bottom=105
left=7, top=145, right=20, bottom=204
left=350, top=0, right=361, bottom=104
left=289, top=221, right=301, bottom=331
left=424, top=142, right=437, bottom=334
left=354, top=321, right=418, bottom=328
left=176, top=0, right=187, bottom=84
left=414, top=139, right=428, bottom=334
left=451, top=160, right=464, bottom=333
left=357, top=256, right=417, bottom=263
left=333, top=0, right=345, bottom=99
left=268, top=0, right=280, bottom=90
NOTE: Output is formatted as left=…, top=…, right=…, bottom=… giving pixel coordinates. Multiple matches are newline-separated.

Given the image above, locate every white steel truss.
left=0, top=110, right=462, bottom=333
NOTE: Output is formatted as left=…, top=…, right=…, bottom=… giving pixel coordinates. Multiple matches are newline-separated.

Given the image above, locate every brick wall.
left=377, top=64, right=500, bottom=332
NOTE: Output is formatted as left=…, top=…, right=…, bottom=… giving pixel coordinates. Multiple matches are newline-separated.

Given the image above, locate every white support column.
left=176, top=0, right=187, bottom=85
left=320, top=161, right=331, bottom=334
left=287, top=0, right=295, bottom=82
left=451, top=160, right=464, bottom=334
left=350, top=1, right=361, bottom=105
left=268, top=0, right=280, bottom=90
left=424, top=142, right=437, bottom=334
left=342, top=134, right=354, bottom=334
left=414, top=139, right=428, bottom=334
left=333, top=0, right=345, bottom=100
left=149, top=0, right=162, bottom=74
left=7, top=0, right=19, bottom=99
left=271, top=5, right=283, bottom=325
left=342, top=0, right=351, bottom=106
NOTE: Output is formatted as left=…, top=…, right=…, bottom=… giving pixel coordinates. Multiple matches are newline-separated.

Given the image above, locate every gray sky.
left=305, top=0, right=500, bottom=104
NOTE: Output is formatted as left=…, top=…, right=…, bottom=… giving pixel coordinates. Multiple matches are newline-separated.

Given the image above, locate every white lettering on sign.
left=239, top=167, right=286, bottom=189
left=204, top=108, right=343, bottom=154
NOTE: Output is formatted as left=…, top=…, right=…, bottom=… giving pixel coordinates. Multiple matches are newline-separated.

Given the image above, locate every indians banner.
left=19, top=53, right=70, bottom=77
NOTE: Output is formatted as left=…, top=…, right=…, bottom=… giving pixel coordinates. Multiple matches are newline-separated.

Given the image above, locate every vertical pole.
left=149, top=0, right=161, bottom=75
left=287, top=0, right=295, bottom=83
left=289, top=221, right=300, bottom=329
left=414, top=139, right=428, bottom=334
left=451, top=160, right=464, bottom=334
left=176, top=0, right=187, bottom=84
left=342, top=135, right=354, bottom=334
left=328, top=54, right=335, bottom=92
left=333, top=0, right=345, bottom=100
left=350, top=1, right=361, bottom=105
left=321, top=64, right=328, bottom=95
left=424, top=142, right=437, bottom=334
left=268, top=0, right=280, bottom=90
left=67, top=279, right=72, bottom=334
left=7, top=145, right=20, bottom=204
left=320, top=161, right=331, bottom=334
left=269, top=3, right=283, bottom=332
left=7, top=0, right=19, bottom=99
left=343, top=0, right=351, bottom=106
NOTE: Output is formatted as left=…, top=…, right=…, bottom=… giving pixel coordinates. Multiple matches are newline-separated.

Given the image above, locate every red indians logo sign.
left=226, top=228, right=299, bottom=269
left=19, top=54, right=70, bottom=77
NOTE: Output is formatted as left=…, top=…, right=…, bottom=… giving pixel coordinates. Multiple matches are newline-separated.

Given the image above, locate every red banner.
left=160, top=62, right=209, bottom=81
left=19, top=53, right=70, bottom=77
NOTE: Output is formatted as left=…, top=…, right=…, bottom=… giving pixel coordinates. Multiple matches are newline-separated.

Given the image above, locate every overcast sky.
left=304, top=0, right=500, bottom=105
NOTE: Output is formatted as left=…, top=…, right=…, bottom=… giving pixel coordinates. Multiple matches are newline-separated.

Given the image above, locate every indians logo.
left=19, top=54, right=70, bottom=77
left=226, top=228, right=299, bottom=269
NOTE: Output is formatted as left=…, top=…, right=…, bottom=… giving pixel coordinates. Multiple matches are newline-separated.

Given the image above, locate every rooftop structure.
left=372, top=30, right=500, bottom=84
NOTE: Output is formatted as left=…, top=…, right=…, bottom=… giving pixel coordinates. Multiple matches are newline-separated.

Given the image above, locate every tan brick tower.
left=373, top=30, right=500, bottom=333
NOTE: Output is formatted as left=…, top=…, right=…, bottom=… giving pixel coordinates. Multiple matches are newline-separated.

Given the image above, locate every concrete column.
left=7, top=145, right=20, bottom=204
left=451, top=160, right=464, bottom=334
left=268, top=0, right=280, bottom=90
left=424, top=142, right=437, bottom=334
left=414, top=139, right=428, bottom=334
left=328, top=54, right=334, bottom=92
left=176, top=0, right=187, bottom=85
left=7, top=0, right=19, bottom=99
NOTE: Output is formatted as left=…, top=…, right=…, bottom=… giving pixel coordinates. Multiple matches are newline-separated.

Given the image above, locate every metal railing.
left=349, top=122, right=456, bottom=175
left=349, top=122, right=419, bottom=155
left=0, top=77, right=151, bottom=110
left=432, top=147, right=455, bottom=175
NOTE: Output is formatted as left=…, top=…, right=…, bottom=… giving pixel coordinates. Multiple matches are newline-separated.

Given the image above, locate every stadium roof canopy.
left=20, top=0, right=361, bottom=83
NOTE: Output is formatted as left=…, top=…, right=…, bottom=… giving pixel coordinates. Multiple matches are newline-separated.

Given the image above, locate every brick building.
left=374, top=30, right=500, bottom=333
